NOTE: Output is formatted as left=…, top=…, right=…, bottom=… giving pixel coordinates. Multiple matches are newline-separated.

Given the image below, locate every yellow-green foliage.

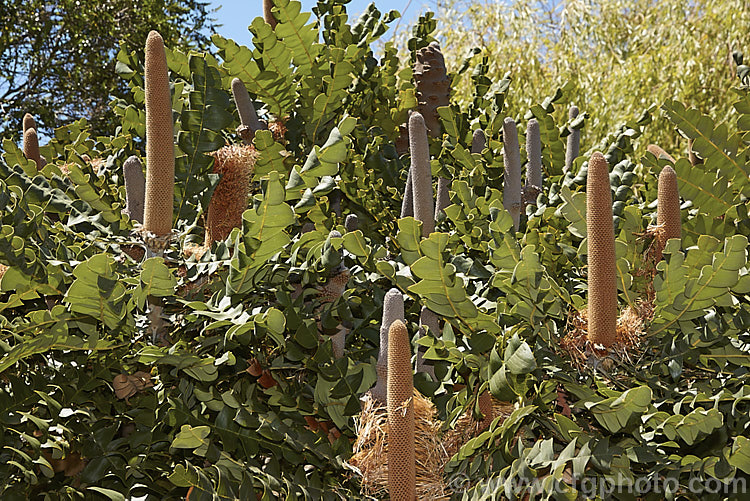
left=420, top=0, right=750, bottom=151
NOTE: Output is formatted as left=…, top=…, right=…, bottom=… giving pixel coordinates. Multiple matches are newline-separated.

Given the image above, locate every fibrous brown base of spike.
left=560, top=303, right=651, bottom=372
left=205, top=144, right=257, bottom=245
left=443, top=397, right=515, bottom=458
left=183, top=242, right=209, bottom=261
left=348, top=390, right=449, bottom=500
left=268, top=118, right=287, bottom=143
left=0, top=264, right=7, bottom=281
left=121, top=245, right=146, bottom=262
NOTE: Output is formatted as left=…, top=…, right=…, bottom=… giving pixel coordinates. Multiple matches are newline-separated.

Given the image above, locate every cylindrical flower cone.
left=655, top=165, right=681, bottom=261
left=414, top=41, right=450, bottom=138
left=386, top=320, right=416, bottom=501
left=503, top=118, right=522, bottom=230
left=565, top=106, right=580, bottom=172
left=23, top=128, right=43, bottom=170
left=23, top=113, right=36, bottom=133
left=409, top=112, right=435, bottom=237
left=471, top=129, right=486, bottom=154
left=231, top=78, right=266, bottom=144
left=123, top=156, right=146, bottom=223
left=371, top=288, right=405, bottom=403
left=143, top=30, right=175, bottom=239
left=586, top=152, right=618, bottom=349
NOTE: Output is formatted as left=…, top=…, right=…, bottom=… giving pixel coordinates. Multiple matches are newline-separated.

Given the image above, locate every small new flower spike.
left=409, top=112, right=435, bottom=237
left=231, top=78, right=267, bottom=143
left=123, top=156, right=145, bottom=224
left=565, top=106, right=580, bottom=172
left=503, top=118, right=522, bottom=231
left=655, top=165, right=681, bottom=261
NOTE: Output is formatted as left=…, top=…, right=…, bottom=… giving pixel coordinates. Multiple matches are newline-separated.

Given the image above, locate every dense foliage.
left=1, top=0, right=749, bottom=499
left=0, top=0, right=216, bottom=137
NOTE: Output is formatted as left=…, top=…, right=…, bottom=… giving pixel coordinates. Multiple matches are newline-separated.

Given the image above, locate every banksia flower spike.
left=414, top=42, right=450, bottom=138
left=471, top=129, right=486, bottom=154
left=386, top=319, right=416, bottom=501
left=565, top=106, right=580, bottom=172
left=477, top=389, right=494, bottom=431
left=371, top=288, right=405, bottom=403
left=655, top=165, right=681, bottom=261
left=586, top=152, right=618, bottom=349
left=502, top=118, right=522, bottom=231
left=344, top=214, right=359, bottom=232
left=143, top=30, right=175, bottom=242
left=23, top=113, right=36, bottom=133
left=231, top=78, right=267, bottom=144
left=416, top=306, right=437, bottom=379
left=263, top=0, right=277, bottom=28
left=123, top=156, right=145, bottom=224
left=646, top=144, right=675, bottom=163
left=400, top=168, right=414, bottom=218
left=205, top=144, right=256, bottom=245
left=23, top=128, right=43, bottom=170
left=409, top=112, right=435, bottom=237
left=524, top=118, right=542, bottom=204
left=435, top=177, right=450, bottom=218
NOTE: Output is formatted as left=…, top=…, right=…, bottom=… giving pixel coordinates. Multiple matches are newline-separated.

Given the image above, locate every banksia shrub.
left=646, top=144, right=675, bottom=163
left=409, top=112, right=435, bottom=237
left=263, top=0, right=277, bottom=28
left=143, top=30, right=175, bottom=238
left=123, top=156, right=145, bottom=224
left=386, top=319, right=416, bottom=501
left=471, top=129, right=486, bottom=154
left=413, top=42, right=450, bottom=138
left=502, top=118, right=522, bottom=230
left=586, top=152, right=618, bottom=349
left=372, top=288, right=404, bottom=402
left=565, top=106, right=580, bottom=172
left=23, top=128, right=43, bottom=170
left=231, top=78, right=266, bottom=144
left=205, top=144, right=257, bottom=244
left=655, top=165, right=681, bottom=261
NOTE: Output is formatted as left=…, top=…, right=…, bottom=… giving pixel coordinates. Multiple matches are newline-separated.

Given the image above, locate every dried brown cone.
left=414, top=42, right=450, bottom=138
left=655, top=165, right=681, bottom=261
left=586, top=152, right=618, bottom=349
left=263, top=0, right=277, bottom=28
left=565, top=106, right=580, bottom=173
left=23, top=128, right=43, bottom=170
left=205, top=144, right=257, bottom=245
left=646, top=144, right=675, bottom=163
left=143, top=30, right=175, bottom=237
left=386, top=320, right=416, bottom=501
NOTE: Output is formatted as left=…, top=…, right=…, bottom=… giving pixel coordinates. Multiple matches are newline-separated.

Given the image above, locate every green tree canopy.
left=0, top=0, right=216, bottom=138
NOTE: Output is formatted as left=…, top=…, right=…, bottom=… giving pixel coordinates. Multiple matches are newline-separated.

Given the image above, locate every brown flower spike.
left=386, top=320, right=416, bottom=501
left=655, top=165, right=681, bottom=261
left=586, top=152, right=618, bottom=348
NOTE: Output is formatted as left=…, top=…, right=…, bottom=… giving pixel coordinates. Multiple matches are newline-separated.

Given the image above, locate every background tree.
left=0, top=0, right=217, bottom=138
left=416, top=0, right=750, bottom=152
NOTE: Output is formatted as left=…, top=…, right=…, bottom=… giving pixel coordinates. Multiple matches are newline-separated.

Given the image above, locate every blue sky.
left=207, top=0, right=425, bottom=46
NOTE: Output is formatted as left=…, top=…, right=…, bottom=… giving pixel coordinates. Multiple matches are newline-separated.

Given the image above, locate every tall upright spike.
left=22, top=113, right=36, bottom=133
left=123, top=156, right=146, bottom=223
left=371, top=288, right=405, bottom=402
left=409, top=112, right=434, bottom=237
left=655, top=165, right=681, bottom=261
left=23, top=128, right=43, bottom=170
left=502, top=118, right=522, bottom=231
left=386, top=320, right=416, bottom=501
left=143, top=30, right=175, bottom=238
left=586, top=152, right=617, bottom=348
left=565, top=106, right=580, bottom=172
left=525, top=119, right=542, bottom=190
